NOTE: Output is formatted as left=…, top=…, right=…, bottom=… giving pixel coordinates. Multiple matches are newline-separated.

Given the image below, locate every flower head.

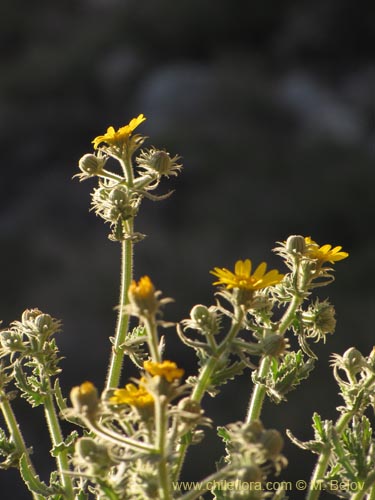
left=110, top=378, right=154, bottom=408
left=210, top=259, right=284, bottom=291
left=143, top=360, right=184, bottom=382
left=128, top=276, right=159, bottom=315
left=305, top=237, right=349, bottom=264
left=92, top=114, right=146, bottom=149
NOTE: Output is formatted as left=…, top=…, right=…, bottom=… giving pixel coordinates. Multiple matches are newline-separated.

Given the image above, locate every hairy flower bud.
left=136, top=148, right=182, bottom=178
left=189, top=305, right=219, bottom=334
left=261, top=429, right=284, bottom=459
left=260, top=333, right=288, bottom=357
left=78, top=153, right=106, bottom=175
left=177, top=398, right=202, bottom=423
left=0, top=330, right=24, bottom=353
left=70, top=381, right=99, bottom=417
left=75, top=437, right=113, bottom=476
left=342, top=348, right=366, bottom=375
left=286, top=235, right=306, bottom=254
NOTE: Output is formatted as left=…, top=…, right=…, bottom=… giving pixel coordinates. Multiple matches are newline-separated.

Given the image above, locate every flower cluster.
left=1, top=114, right=359, bottom=500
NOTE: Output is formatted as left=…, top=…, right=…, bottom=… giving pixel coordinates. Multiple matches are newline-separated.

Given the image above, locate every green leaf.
left=51, top=430, right=79, bottom=457
left=53, top=378, right=67, bottom=413
left=210, top=360, right=246, bottom=388
left=13, top=362, right=45, bottom=407
left=217, top=426, right=231, bottom=443
left=19, top=454, right=58, bottom=496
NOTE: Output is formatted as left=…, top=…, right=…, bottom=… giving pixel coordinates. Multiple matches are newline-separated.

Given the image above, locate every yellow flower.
left=129, top=275, right=155, bottom=299
left=128, top=276, right=159, bottom=315
left=110, top=378, right=154, bottom=407
left=92, top=114, right=146, bottom=149
left=144, top=360, right=184, bottom=382
left=305, top=237, right=349, bottom=263
left=210, top=259, right=284, bottom=291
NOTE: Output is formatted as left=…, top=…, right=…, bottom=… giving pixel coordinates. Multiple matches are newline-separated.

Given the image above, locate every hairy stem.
left=174, top=307, right=244, bottom=481
left=245, top=355, right=271, bottom=423
left=306, top=412, right=353, bottom=500
left=245, top=293, right=303, bottom=424
left=144, top=314, right=162, bottom=363
left=106, top=233, right=133, bottom=389
left=43, top=388, right=74, bottom=498
left=156, top=395, right=172, bottom=500
left=0, top=394, right=43, bottom=500
left=85, top=417, right=157, bottom=453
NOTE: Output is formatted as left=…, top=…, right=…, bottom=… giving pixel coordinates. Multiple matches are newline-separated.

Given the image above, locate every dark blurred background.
left=1, top=0, right=374, bottom=498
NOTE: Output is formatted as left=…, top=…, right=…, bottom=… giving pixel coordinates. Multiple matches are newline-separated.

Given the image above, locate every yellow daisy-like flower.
left=110, top=378, right=154, bottom=408
left=305, top=237, right=349, bottom=263
left=92, top=114, right=146, bottom=149
left=143, top=360, right=184, bottom=383
left=129, top=275, right=155, bottom=300
left=210, top=259, right=284, bottom=291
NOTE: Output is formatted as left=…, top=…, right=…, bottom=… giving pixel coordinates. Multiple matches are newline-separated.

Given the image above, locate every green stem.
left=156, top=396, right=172, bottom=500
left=106, top=233, right=133, bottom=389
left=245, top=293, right=303, bottom=424
left=84, top=418, right=157, bottom=453
left=245, top=355, right=271, bottom=423
left=43, top=389, right=74, bottom=498
left=144, top=314, right=161, bottom=363
left=191, top=307, right=244, bottom=403
left=350, top=472, right=375, bottom=500
left=174, top=308, right=244, bottom=481
left=306, top=445, right=331, bottom=500
left=0, top=394, right=43, bottom=500
left=306, top=412, right=353, bottom=500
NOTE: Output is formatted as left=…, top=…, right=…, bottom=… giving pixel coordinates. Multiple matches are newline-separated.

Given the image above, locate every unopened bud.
left=261, top=429, right=284, bottom=459
left=70, top=381, right=99, bottom=417
left=261, top=333, right=288, bottom=357
left=286, top=235, right=306, bottom=254
left=79, top=154, right=106, bottom=175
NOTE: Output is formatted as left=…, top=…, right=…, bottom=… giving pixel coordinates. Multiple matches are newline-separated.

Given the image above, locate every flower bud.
left=78, top=154, right=106, bottom=175
left=286, top=235, right=306, bottom=254
left=70, top=381, right=99, bottom=417
left=136, top=148, right=182, bottom=177
left=75, top=437, right=113, bottom=475
left=261, top=429, right=284, bottom=459
left=260, top=333, right=288, bottom=357
left=109, top=187, right=129, bottom=206
left=342, top=348, right=365, bottom=375
left=0, top=330, right=24, bottom=352
left=190, top=305, right=218, bottom=334
left=177, top=398, right=202, bottom=423
left=21, top=308, right=43, bottom=324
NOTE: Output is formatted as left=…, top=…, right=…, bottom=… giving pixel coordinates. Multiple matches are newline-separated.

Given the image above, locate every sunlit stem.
left=43, top=387, right=74, bottom=498
left=306, top=411, right=353, bottom=500
left=245, top=292, right=303, bottom=424
left=156, top=395, right=172, bottom=500
left=106, top=151, right=135, bottom=389
left=174, top=307, right=244, bottom=481
left=85, top=417, right=157, bottom=453
left=0, top=393, right=43, bottom=500
left=106, top=231, right=133, bottom=389
left=144, top=314, right=162, bottom=363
